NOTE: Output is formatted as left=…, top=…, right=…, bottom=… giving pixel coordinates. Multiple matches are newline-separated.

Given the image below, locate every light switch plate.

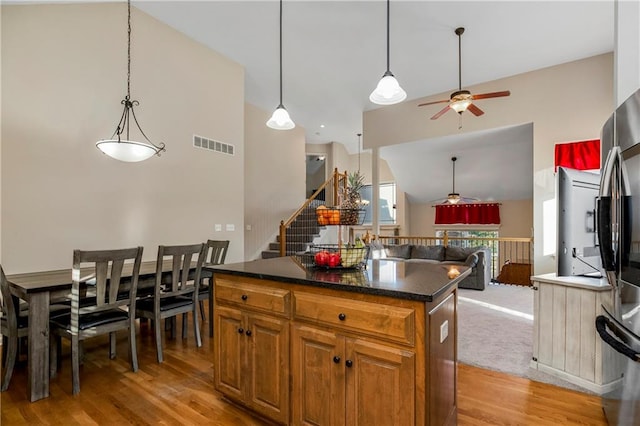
left=226, top=224, right=235, bottom=231
left=440, top=320, right=449, bottom=343
left=215, top=224, right=222, bottom=232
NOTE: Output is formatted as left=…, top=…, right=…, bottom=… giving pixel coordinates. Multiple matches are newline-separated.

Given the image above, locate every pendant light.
left=447, top=156, right=461, bottom=204
left=266, top=0, right=295, bottom=130
left=96, top=0, right=165, bottom=162
left=369, top=0, right=406, bottom=106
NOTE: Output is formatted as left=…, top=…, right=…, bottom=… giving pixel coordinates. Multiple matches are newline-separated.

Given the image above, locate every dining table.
left=6, top=260, right=213, bottom=402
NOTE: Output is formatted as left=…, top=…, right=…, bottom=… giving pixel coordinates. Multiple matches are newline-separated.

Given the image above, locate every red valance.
left=434, top=203, right=501, bottom=225
left=554, top=139, right=600, bottom=172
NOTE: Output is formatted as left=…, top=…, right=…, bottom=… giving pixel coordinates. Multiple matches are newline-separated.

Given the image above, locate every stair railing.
left=279, top=168, right=348, bottom=256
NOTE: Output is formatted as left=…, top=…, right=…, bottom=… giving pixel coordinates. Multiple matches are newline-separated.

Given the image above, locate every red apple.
left=327, top=252, right=342, bottom=268
left=315, top=251, right=329, bottom=266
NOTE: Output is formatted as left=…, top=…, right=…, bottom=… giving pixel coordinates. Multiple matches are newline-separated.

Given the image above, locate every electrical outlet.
left=246, top=225, right=252, bottom=231
left=440, top=320, right=449, bottom=343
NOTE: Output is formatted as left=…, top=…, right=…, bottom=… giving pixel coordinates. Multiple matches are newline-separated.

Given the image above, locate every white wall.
left=244, top=103, right=306, bottom=260
left=1, top=4, right=245, bottom=272
left=615, top=0, right=640, bottom=106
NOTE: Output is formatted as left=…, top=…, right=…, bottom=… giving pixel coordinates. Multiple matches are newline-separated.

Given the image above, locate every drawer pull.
left=338, top=313, right=346, bottom=321
left=241, top=294, right=248, bottom=301
left=238, top=328, right=244, bottom=334
left=245, top=329, right=252, bottom=337
left=345, top=360, right=353, bottom=368
left=333, top=356, right=341, bottom=364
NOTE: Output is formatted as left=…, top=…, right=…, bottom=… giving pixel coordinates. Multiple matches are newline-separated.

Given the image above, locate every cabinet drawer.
left=215, top=278, right=291, bottom=316
left=294, top=292, right=415, bottom=345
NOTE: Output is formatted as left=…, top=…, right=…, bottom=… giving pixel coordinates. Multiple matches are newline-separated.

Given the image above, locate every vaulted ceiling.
left=134, top=0, right=613, bottom=202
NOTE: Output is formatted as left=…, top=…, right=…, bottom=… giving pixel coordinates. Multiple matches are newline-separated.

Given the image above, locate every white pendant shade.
left=370, top=72, right=407, bottom=105
left=266, top=105, right=295, bottom=130
left=96, top=139, right=160, bottom=162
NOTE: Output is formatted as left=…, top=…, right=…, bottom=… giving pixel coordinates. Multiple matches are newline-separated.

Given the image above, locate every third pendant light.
left=370, top=0, right=406, bottom=106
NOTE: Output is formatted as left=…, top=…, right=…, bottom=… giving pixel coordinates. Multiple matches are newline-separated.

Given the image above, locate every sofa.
left=369, top=243, right=491, bottom=290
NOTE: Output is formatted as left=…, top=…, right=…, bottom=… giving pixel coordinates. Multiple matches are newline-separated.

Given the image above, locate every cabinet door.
left=214, top=306, right=244, bottom=399
left=245, top=312, right=290, bottom=424
left=345, top=338, right=415, bottom=426
left=292, top=324, right=346, bottom=426
left=428, top=292, right=456, bottom=426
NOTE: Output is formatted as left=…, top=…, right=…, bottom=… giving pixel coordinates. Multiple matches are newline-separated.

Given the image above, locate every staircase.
left=261, top=200, right=324, bottom=259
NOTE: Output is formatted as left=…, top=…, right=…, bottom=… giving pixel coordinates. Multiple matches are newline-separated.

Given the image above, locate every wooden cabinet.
left=213, top=272, right=457, bottom=425
left=291, top=324, right=415, bottom=426
left=214, top=280, right=290, bottom=424
left=292, top=291, right=417, bottom=426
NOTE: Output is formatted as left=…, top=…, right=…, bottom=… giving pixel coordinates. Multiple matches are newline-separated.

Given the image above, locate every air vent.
left=193, top=135, right=234, bottom=156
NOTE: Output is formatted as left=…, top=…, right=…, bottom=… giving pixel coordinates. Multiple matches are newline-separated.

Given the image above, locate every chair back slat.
left=156, top=244, right=205, bottom=298
left=205, top=240, right=229, bottom=265
left=0, top=265, right=18, bottom=335
left=73, top=247, right=143, bottom=325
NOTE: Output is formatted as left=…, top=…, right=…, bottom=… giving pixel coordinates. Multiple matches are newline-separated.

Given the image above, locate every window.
left=435, top=229, right=499, bottom=247
left=358, top=183, right=396, bottom=224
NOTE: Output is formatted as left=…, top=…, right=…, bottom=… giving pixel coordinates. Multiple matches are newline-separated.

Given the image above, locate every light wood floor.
left=1, top=314, right=607, bottom=425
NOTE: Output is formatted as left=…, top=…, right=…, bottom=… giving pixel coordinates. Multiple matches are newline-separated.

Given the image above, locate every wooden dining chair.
left=198, top=240, right=229, bottom=337
left=135, top=243, right=205, bottom=363
left=49, top=247, right=143, bottom=395
left=1, top=265, right=28, bottom=392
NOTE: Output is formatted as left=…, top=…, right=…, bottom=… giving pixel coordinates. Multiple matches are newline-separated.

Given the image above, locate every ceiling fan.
left=418, top=27, right=511, bottom=120
left=440, top=156, right=478, bottom=204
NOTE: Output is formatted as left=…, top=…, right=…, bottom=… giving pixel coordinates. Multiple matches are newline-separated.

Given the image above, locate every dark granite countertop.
left=206, top=256, right=470, bottom=302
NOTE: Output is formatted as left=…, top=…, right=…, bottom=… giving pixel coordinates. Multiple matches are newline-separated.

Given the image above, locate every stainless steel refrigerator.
left=597, top=88, right=640, bottom=426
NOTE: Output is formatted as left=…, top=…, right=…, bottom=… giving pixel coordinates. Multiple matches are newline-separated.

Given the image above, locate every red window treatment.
left=434, top=203, right=501, bottom=225
left=554, top=139, right=600, bottom=172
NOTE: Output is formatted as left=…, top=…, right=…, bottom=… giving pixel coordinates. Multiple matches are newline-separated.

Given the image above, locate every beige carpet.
left=457, top=283, right=593, bottom=393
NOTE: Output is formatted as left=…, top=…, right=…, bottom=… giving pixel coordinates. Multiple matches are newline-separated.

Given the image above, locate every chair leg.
left=128, top=321, right=138, bottom=372
left=1, top=335, right=18, bottom=392
left=208, top=295, right=214, bottom=338
left=193, top=305, right=202, bottom=348
left=182, top=313, right=188, bottom=339
left=49, top=333, right=58, bottom=379
left=109, top=332, right=116, bottom=360
left=199, top=300, right=206, bottom=322
left=154, top=316, right=163, bottom=363
left=71, top=335, right=80, bottom=395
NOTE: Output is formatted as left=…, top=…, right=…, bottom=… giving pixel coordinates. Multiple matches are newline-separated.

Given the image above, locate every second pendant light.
left=267, top=0, right=295, bottom=130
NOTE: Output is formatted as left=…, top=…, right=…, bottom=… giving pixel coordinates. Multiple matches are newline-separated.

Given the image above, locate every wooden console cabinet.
left=211, top=257, right=462, bottom=425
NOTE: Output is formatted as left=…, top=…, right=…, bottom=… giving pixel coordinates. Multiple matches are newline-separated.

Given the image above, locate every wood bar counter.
left=208, top=256, right=469, bottom=425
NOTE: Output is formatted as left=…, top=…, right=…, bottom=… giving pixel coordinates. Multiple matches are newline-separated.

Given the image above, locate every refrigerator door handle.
left=596, top=315, right=640, bottom=363
left=597, top=148, right=618, bottom=272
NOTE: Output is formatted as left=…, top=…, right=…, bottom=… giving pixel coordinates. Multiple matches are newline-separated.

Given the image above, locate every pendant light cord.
left=127, top=0, right=131, bottom=100
left=386, top=0, right=390, bottom=72
left=279, top=0, right=283, bottom=106
left=357, top=133, right=362, bottom=172
left=458, top=30, right=462, bottom=91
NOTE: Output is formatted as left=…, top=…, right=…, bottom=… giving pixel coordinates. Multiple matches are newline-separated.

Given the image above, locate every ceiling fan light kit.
left=370, top=0, right=406, bottom=106
left=96, top=0, right=166, bottom=162
left=417, top=27, right=510, bottom=120
left=267, top=0, right=295, bottom=130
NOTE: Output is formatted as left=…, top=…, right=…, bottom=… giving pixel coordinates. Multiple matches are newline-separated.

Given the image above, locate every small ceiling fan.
left=440, top=156, right=478, bottom=204
left=418, top=27, right=511, bottom=120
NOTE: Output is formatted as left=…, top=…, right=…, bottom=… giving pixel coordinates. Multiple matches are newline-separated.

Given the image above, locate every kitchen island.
left=208, top=256, right=469, bottom=425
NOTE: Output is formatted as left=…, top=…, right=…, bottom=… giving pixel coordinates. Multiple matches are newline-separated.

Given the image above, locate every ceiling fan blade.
left=467, top=103, right=484, bottom=116
left=471, top=90, right=511, bottom=100
left=418, top=99, right=450, bottom=107
left=430, top=105, right=451, bottom=120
